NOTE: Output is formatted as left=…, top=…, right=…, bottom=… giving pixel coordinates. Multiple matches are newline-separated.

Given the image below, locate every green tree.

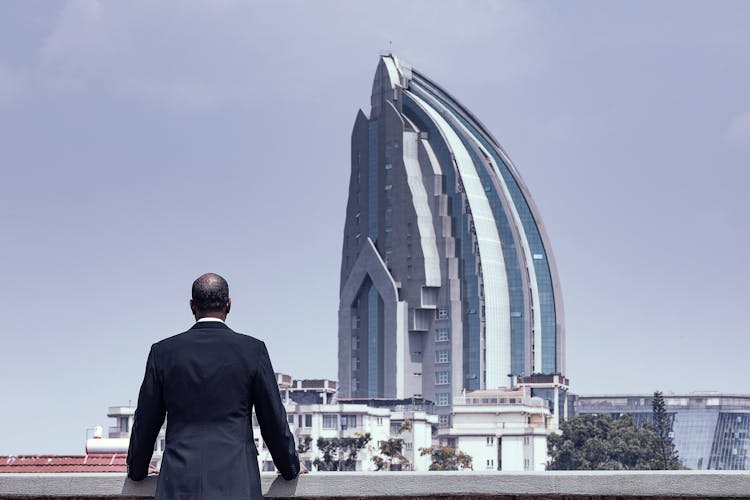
left=548, top=413, right=672, bottom=470
left=313, top=433, right=371, bottom=471
left=297, top=436, right=312, bottom=454
left=373, top=438, right=409, bottom=471
left=651, top=391, right=681, bottom=469
left=373, top=418, right=412, bottom=471
left=419, top=445, right=473, bottom=471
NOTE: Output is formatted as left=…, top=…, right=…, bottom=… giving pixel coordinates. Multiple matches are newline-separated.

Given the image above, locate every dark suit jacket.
left=127, top=321, right=299, bottom=500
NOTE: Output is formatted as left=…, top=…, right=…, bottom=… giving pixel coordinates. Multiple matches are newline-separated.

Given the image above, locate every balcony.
left=107, top=407, right=135, bottom=417
left=108, top=428, right=129, bottom=439
left=1, top=471, right=749, bottom=499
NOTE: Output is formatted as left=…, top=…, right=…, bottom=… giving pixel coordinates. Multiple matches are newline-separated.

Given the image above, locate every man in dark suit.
left=127, top=273, right=302, bottom=499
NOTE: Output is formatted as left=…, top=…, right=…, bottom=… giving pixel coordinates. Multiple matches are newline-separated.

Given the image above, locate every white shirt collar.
left=196, top=317, right=225, bottom=323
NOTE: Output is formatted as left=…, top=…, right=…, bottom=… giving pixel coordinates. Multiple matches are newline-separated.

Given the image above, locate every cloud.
left=34, top=0, right=263, bottom=110
left=727, top=110, right=750, bottom=147
left=22, top=0, right=539, bottom=111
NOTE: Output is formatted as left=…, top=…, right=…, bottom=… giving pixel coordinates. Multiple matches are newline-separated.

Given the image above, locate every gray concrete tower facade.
left=339, top=56, right=565, bottom=422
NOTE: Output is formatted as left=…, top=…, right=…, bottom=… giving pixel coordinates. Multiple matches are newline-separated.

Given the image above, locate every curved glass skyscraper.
left=339, top=56, right=566, bottom=419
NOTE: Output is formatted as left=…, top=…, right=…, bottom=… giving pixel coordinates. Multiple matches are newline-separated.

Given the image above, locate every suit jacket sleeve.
left=127, top=344, right=166, bottom=480
left=252, top=341, right=300, bottom=480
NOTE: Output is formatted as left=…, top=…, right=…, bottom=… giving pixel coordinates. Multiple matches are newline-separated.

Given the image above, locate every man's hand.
left=299, top=463, right=309, bottom=474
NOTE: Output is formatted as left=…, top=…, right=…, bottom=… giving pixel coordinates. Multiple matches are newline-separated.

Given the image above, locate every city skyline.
left=0, top=1, right=748, bottom=454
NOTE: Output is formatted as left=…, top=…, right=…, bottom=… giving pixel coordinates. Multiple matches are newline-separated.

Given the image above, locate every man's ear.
left=189, top=299, right=196, bottom=315
left=225, top=298, right=232, bottom=315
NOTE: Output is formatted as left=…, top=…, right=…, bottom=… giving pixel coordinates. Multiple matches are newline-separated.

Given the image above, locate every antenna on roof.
left=380, top=41, right=394, bottom=58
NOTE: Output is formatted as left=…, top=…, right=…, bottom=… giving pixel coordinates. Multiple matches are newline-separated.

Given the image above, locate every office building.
left=338, top=55, right=567, bottom=425
left=574, top=393, right=750, bottom=470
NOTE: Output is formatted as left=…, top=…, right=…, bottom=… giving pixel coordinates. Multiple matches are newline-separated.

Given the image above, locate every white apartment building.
left=253, top=401, right=438, bottom=472
left=438, top=387, right=552, bottom=471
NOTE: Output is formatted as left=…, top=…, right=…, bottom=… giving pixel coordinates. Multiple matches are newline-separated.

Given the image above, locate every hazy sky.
left=1, top=1, right=748, bottom=454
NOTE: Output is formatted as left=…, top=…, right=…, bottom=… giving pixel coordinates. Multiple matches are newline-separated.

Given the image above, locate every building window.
left=323, top=415, right=338, bottom=429
left=437, top=308, right=449, bottom=320
left=352, top=315, right=360, bottom=329
left=524, top=458, right=530, bottom=470
left=435, top=371, right=450, bottom=385
left=287, top=415, right=294, bottom=424
left=341, top=415, right=357, bottom=430
left=486, top=459, right=494, bottom=469
left=437, top=393, right=450, bottom=406
left=352, top=378, right=359, bottom=391
left=436, top=350, right=450, bottom=364
left=352, top=335, right=360, bottom=350
left=486, top=436, right=494, bottom=446
left=436, top=328, right=450, bottom=342
left=377, top=417, right=383, bottom=425
left=305, top=414, right=312, bottom=428
left=120, top=418, right=129, bottom=432
left=160, top=439, right=165, bottom=451
left=352, top=357, right=360, bottom=370
left=438, top=415, right=450, bottom=427
left=404, top=442, right=413, bottom=450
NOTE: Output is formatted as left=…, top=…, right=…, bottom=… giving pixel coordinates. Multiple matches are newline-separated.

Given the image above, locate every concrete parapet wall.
left=1, top=471, right=749, bottom=499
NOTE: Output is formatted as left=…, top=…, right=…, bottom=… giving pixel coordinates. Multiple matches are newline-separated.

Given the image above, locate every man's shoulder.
left=152, top=326, right=265, bottom=350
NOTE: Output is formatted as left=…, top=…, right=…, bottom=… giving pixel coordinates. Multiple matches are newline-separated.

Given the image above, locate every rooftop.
left=0, top=454, right=128, bottom=474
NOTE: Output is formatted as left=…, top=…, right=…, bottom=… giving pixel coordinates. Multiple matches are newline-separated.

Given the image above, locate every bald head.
left=190, top=273, right=231, bottom=319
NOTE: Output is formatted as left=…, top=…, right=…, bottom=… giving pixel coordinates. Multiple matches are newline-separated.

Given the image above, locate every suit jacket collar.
left=189, top=321, right=232, bottom=331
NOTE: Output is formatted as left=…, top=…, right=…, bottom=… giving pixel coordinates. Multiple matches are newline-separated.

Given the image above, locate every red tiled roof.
left=0, top=454, right=148, bottom=473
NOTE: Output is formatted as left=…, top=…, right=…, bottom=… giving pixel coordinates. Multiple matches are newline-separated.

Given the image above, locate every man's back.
left=126, top=274, right=299, bottom=500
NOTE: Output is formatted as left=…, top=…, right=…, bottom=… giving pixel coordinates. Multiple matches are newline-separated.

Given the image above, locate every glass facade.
left=368, top=120, right=379, bottom=241
left=409, top=80, right=527, bottom=376
left=411, top=75, right=559, bottom=375
left=575, top=395, right=750, bottom=470
left=402, top=93, right=482, bottom=390
left=367, top=286, right=380, bottom=398
left=709, top=413, right=750, bottom=470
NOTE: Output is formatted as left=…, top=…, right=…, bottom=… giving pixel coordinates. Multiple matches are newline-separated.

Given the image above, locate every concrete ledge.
left=1, top=471, right=749, bottom=498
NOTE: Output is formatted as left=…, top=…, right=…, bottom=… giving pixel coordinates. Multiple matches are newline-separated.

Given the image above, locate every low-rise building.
left=438, top=387, right=552, bottom=471
left=253, top=400, right=438, bottom=471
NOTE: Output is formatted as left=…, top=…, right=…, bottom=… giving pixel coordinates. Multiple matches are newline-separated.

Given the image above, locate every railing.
left=1, top=471, right=750, bottom=498
left=107, top=406, right=134, bottom=415
left=453, top=396, right=548, bottom=408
